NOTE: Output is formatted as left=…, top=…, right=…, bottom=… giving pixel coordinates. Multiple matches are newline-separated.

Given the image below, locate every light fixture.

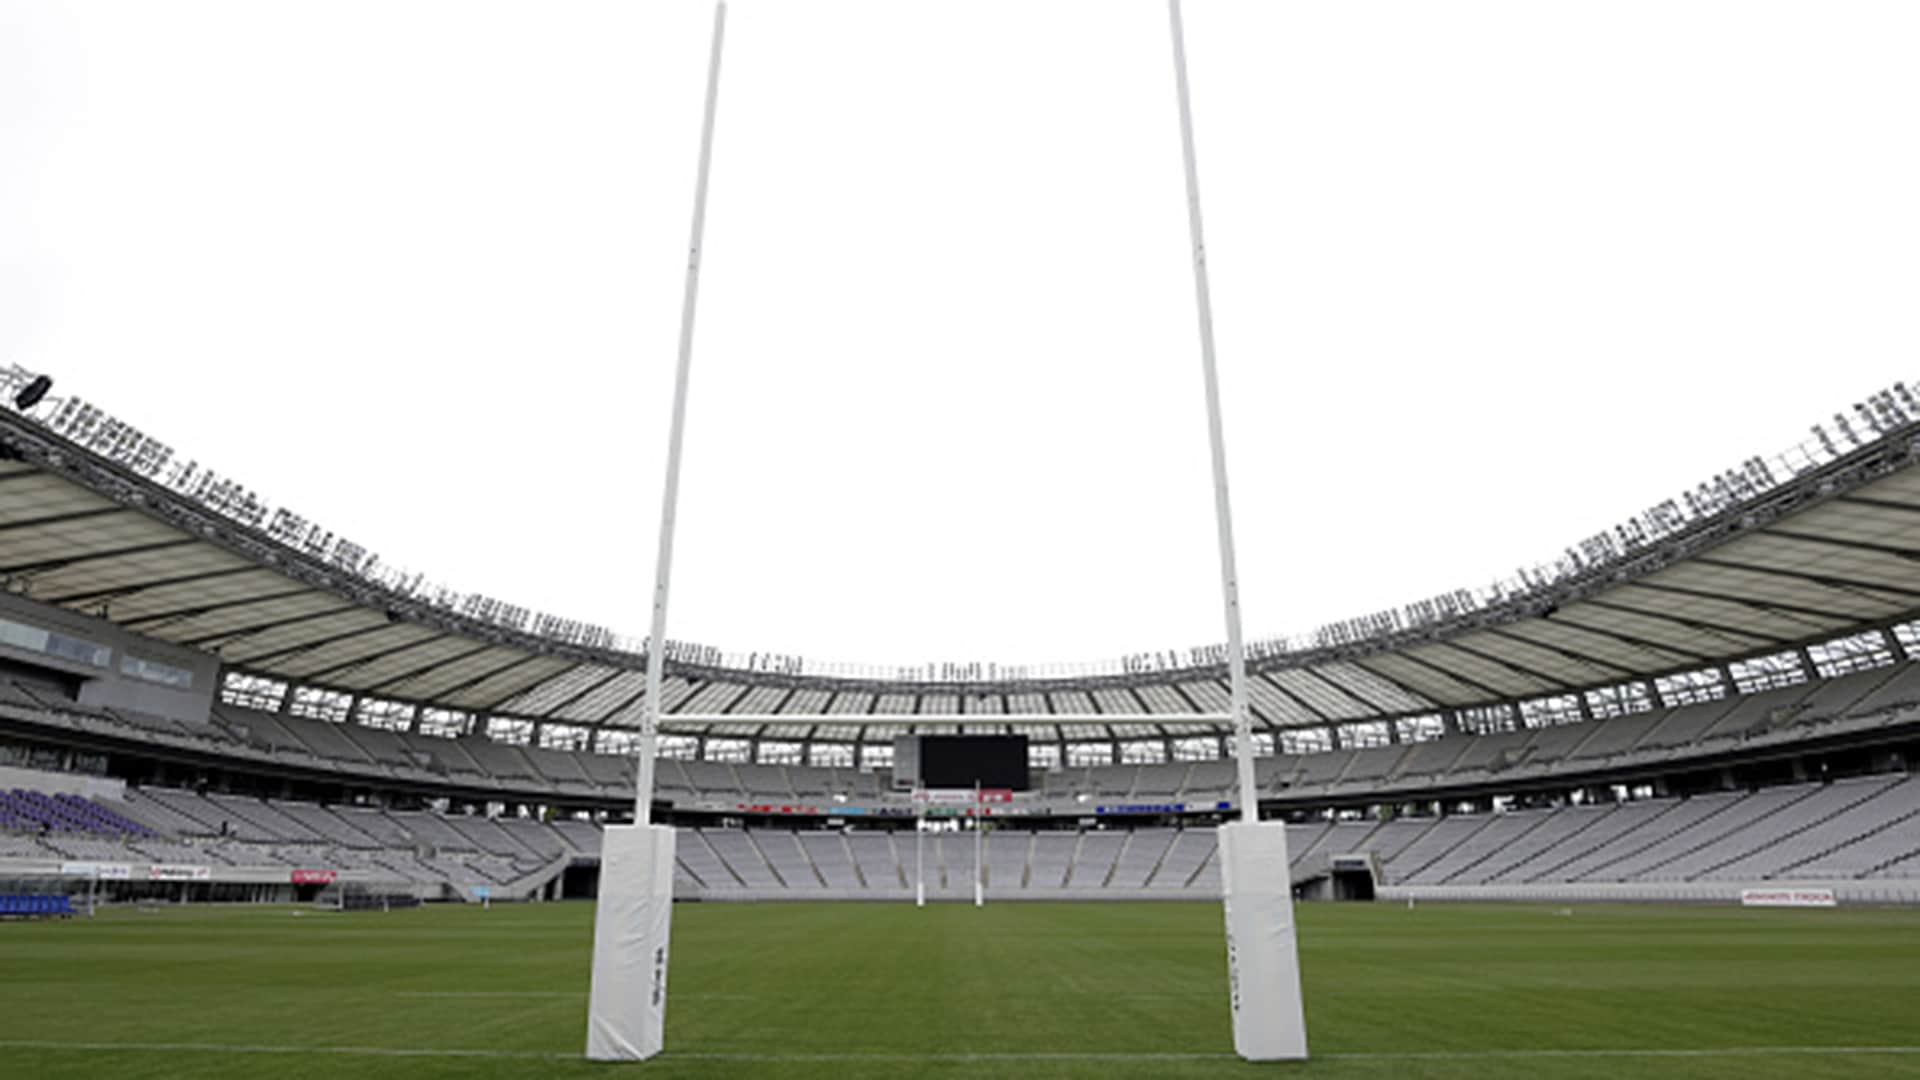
left=12, top=373, right=52, bottom=411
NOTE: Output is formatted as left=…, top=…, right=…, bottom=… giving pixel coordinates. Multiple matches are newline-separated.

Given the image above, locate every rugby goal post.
left=908, top=783, right=1001, bottom=907
left=587, top=0, right=1306, bottom=1062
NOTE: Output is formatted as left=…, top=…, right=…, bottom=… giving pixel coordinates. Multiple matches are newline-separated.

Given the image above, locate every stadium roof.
left=3, top=367, right=1919, bottom=739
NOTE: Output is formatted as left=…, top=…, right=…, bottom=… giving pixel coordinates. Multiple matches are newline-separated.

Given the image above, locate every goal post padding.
left=1218, top=821, right=1308, bottom=1060
left=586, top=824, right=677, bottom=1061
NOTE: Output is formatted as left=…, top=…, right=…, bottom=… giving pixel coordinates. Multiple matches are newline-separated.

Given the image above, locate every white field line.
left=2, top=1040, right=1919, bottom=1062
left=0, top=1041, right=571, bottom=1060
left=394, top=990, right=754, bottom=1000
left=402, top=989, right=1213, bottom=1001
left=394, top=991, right=578, bottom=998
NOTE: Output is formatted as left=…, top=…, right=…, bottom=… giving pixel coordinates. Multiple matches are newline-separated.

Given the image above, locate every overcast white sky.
left=5, top=1, right=1918, bottom=669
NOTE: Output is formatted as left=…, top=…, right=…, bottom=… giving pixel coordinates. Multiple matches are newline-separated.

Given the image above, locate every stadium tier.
left=2, top=774, right=1917, bottom=904
left=3, top=653, right=1917, bottom=810
left=2, top=375, right=1920, bottom=906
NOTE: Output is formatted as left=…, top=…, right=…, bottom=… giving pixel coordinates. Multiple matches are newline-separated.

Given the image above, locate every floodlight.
left=13, top=374, right=51, bottom=411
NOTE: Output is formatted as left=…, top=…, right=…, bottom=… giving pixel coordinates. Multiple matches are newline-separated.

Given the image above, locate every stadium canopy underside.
left=3, top=382, right=1920, bottom=748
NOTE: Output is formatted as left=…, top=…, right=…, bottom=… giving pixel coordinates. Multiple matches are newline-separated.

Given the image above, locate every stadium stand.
left=2, top=774, right=1917, bottom=903
left=1, top=789, right=151, bottom=836
left=3, top=375, right=1920, bottom=914
left=986, top=829, right=1030, bottom=889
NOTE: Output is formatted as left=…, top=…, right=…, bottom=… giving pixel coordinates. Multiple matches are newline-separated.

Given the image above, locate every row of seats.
left=670, top=827, right=1224, bottom=897
left=1290, top=775, right=1920, bottom=886
left=661, top=773, right=1920, bottom=897
left=0, top=784, right=600, bottom=890
left=0, top=788, right=153, bottom=836
left=5, top=774, right=1917, bottom=898
left=0, top=894, right=75, bottom=918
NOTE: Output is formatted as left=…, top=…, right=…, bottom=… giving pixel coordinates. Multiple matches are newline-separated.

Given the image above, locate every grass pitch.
left=2, top=899, right=1918, bottom=1079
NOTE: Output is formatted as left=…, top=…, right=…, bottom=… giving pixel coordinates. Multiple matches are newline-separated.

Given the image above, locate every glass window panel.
left=1393, top=714, right=1446, bottom=743
left=705, top=738, right=751, bottom=763
left=1584, top=682, right=1652, bottom=720
left=354, top=697, right=416, bottom=732
left=1336, top=720, right=1392, bottom=748
left=1807, top=630, right=1895, bottom=677
left=1655, top=667, right=1727, bottom=707
left=1279, top=728, right=1333, bottom=755
left=289, top=686, right=352, bottom=723
left=486, top=716, right=533, bottom=745
left=417, top=708, right=471, bottom=737
left=1518, top=694, right=1582, bottom=729
left=1728, top=651, right=1808, bottom=694
left=808, top=743, right=855, bottom=768
left=539, top=723, right=590, bottom=751
left=1171, top=736, right=1220, bottom=762
left=1456, top=704, right=1516, bottom=735
left=220, top=672, right=288, bottom=711
left=1066, top=742, right=1113, bottom=767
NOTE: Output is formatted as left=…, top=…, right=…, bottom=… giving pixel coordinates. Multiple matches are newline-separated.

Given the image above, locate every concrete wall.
left=0, top=592, right=217, bottom=726
left=0, top=762, right=126, bottom=799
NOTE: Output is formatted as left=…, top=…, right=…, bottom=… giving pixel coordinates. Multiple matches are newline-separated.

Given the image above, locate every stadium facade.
left=2, top=367, right=1918, bottom=907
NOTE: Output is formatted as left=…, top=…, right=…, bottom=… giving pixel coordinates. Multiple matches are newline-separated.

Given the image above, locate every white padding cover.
left=1218, top=821, right=1308, bottom=1060
left=586, top=824, right=677, bottom=1060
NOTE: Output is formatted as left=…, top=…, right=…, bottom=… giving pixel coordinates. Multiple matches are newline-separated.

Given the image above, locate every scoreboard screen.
left=898, top=734, right=1030, bottom=791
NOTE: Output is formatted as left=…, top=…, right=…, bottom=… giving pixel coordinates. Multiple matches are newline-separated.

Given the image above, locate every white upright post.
left=587, top=2, right=727, bottom=1062
left=915, top=807, right=926, bottom=907
left=634, top=0, right=728, bottom=831
left=973, top=781, right=985, bottom=908
left=1166, top=0, right=1307, bottom=1061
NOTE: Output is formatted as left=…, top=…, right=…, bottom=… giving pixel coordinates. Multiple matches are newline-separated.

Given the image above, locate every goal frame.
left=591, top=0, right=1303, bottom=1063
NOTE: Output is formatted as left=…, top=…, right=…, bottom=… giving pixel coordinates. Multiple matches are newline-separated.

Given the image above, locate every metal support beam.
left=1762, top=527, right=1920, bottom=561
left=361, top=641, right=503, bottom=695
left=1435, top=639, right=1576, bottom=690
left=0, top=506, right=127, bottom=533
left=283, top=630, right=447, bottom=682
left=180, top=603, right=368, bottom=649
left=118, top=587, right=317, bottom=629
left=1, top=537, right=199, bottom=579
left=36, top=564, right=266, bottom=605
left=1834, top=494, right=1920, bottom=516
left=434, top=652, right=548, bottom=706
left=1533, top=610, right=1715, bottom=663
left=1579, top=596, right=1788, bottom=646
left=1626, top=580, right=1865, bottom=625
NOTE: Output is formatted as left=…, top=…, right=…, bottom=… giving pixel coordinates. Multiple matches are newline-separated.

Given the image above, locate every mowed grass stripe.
left=5, top=1039, right=1919, bottom=1059
left=2, top=900, right=1918, bottom=1079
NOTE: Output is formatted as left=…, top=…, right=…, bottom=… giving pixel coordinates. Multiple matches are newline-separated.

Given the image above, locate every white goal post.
left=587, top=0, right=1306, bottom=1062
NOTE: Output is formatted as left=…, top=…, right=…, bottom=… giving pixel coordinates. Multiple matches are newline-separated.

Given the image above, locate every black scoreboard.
left=893, top=734, right=1030, bottom=791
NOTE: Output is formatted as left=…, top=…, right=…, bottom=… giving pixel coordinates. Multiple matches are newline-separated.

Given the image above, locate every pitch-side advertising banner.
left=913, top=789, right=1013, bottom=804
left=1740, top=888, right=1837, bottom=907
left=60, top=862, right=133, bottom=879
left=290, top=869, right=337, bottom=885
left=149, top=864, right=212, bottom=881
left=731, top=803, right=823, bottom=816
